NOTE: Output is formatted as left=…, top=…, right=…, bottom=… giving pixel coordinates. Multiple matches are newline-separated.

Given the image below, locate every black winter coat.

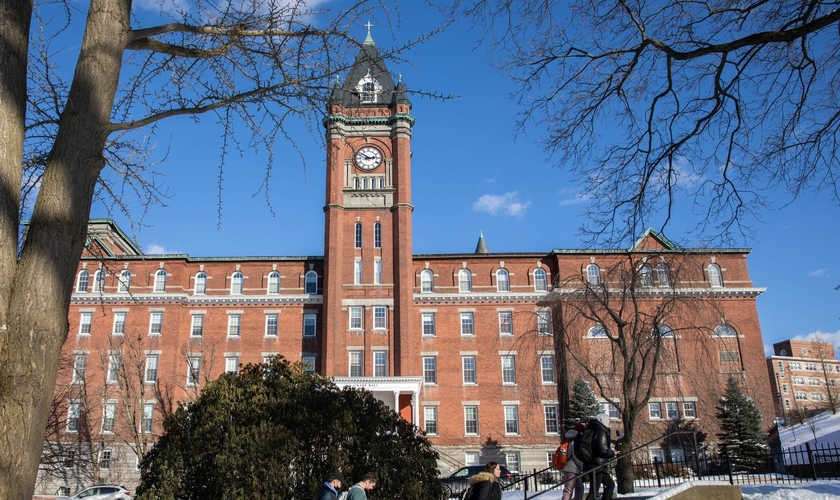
left=468, top=472, right=502, bottom=500
left=578, top=419, right=615, bottom=468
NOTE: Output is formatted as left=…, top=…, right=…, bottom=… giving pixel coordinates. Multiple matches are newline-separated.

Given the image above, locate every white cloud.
left=144, top=243, right=179, bottom=255
left=559, top=192, right=592, bottom=206
left=809, top=268, right=829, bottom=277
left=654, top=156, right=704, bottom=189
left=473, top=192, right=531, bottom=217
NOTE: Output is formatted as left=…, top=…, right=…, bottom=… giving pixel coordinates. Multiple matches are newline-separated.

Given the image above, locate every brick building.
left=767, top=339, right=840, bottom=420
left=37, top=34, right=775, bottom=495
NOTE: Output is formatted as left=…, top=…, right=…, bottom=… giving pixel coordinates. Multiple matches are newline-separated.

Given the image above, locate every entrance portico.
left=333, top=376, right=422, bottom=424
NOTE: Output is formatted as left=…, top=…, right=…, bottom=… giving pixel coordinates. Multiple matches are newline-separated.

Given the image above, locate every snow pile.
left=740, top=481, right=840, bottom=499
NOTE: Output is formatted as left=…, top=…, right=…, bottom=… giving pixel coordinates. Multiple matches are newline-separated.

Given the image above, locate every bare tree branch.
left=457, top=0, right=840, bottom=245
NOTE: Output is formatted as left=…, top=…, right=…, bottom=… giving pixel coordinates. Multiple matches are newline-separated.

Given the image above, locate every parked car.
left=440, top=464, right=516, bottom=498
left=58, top=485, right=132, bottom=500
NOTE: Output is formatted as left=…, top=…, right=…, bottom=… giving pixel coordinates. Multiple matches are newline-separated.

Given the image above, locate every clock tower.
left=321, top=31, right=415, bottom=381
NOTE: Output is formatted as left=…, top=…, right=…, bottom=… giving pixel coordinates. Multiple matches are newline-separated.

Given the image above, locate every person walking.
left=578, top=413, right=616, bottom=500
left=467, top=462, right=503, bottom=500
left=314, top=470, right=345, bottom=500
left=560, top=423, right=586, bottom=500
left=346, top=472, right=377, bottom=500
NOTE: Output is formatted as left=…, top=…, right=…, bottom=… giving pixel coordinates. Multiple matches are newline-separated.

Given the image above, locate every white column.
left=412, top=387, right=419, bottom=426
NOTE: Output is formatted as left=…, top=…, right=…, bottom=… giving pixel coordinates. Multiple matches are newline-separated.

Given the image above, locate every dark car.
left=439, top=464, right=515, bottom=498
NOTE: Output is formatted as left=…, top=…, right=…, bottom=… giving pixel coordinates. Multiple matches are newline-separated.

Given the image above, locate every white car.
left=59, top=485, right=132, bottom=500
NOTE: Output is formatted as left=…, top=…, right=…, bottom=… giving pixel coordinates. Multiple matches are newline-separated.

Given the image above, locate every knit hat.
left=328, top=470, right=345, bottom=485
left=573, top=422, right=586, bottom=432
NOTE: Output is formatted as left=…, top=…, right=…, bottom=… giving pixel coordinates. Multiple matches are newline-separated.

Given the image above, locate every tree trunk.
left=616, top=418, right=635, bottom=494
left=0, top=0, right=130, bottom=498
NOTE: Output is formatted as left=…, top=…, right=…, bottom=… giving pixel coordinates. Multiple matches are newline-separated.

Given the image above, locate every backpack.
left=575, top=427, right=596, bottom=464
left=338, top=493, right=348, bottom=500
left=552, top=441, right=570, bottom=470
left=458, top=486, right=474, bottom=500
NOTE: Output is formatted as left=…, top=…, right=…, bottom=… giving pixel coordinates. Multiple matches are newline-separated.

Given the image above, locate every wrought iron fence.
left=502, top=441, right=840, bottom=499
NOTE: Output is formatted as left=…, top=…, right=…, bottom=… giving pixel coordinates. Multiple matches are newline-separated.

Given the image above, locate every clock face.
left=354, top=146, right=383, bottom=170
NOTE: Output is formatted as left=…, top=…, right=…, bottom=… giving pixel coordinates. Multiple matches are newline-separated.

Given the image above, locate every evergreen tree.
left=136, top=357, right=442, bottom=500
left=565, top=377, right=601, bottom=431
left=715, top=376, right=768, bottom=471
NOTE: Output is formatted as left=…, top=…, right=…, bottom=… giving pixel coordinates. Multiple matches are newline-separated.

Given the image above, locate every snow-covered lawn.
left=500, top=480, right=840, bottom=499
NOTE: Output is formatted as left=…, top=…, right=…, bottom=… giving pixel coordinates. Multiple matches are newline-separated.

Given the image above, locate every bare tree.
left=809, top=335, right=840, bottom=414
left=107, top=333, right=176, bottom=466
left=0, top=1, right=446, bottom=498
left=456, top=0, right=840, bottom=245
left=40, top=347, right=118, bottom=493
left=39, top=332, right=179, bottom=493
left=540, top=252, right=722, bottom=493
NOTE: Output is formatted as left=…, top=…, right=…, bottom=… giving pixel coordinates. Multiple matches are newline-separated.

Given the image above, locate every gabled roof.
left=83, top=219, right=143, bottom=257
left=630, top=228, right=679, bottom=252
left=328, top=33, right=408, bottom=107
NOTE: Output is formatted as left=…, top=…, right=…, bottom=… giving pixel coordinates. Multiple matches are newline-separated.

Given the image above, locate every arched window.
left=76, top=270, right=89, bottom=293
left=354, top=222, right=362, bottom=249
left=586, top=264, right=601, bottom=286
left=374, top=222, right=382, bottom=249
left=458, top=269, right=472, bottom=293
left=359, top=80, right=378, bottom=103
left=588, top=325, right=608, bottom=338
left=655, top=325, right=675, bottom=338
left=656, top=263, right=671, bottom=287
left=534, top=268, right=547, bottom=291
left=154, top=269, right=167, bottom=292
left=267, top=271, right=280, bottom=294
left=639, top=264, right=653, bottom=287
left=304, top=271, right=318, bottom=294
left=194, top=272, right=207, bottom=294
left=708, top=264, right=723, bottom=287
left=93, top=270, right=105, bottom=292
left=231, top=271, right=243, bottom=294
left=420, top=269, right=434, bottom=293
left=118, top=270, right=131, bottom=293
left=715, top=325, right=737, bottom=337
left=496, top=269, right=510, bottom=292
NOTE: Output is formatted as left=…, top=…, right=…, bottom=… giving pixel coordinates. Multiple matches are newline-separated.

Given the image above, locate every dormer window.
left=356, top=73, right=381, bottom=103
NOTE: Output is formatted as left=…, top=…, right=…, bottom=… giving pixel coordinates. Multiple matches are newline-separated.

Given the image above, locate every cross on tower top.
left=365, top=21, right=373, bottom=33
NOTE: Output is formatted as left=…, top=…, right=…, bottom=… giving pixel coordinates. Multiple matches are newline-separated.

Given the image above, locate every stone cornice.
left=71, top=293, right=324, bottom=307
left=413, top=292, right=550, bottom=304
left=548, top=287, right=765, bottom=298
left=324, top=113, right=415, bottom=128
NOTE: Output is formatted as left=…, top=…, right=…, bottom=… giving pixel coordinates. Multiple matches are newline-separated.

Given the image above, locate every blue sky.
left=76, top=3, right=838, bottom=355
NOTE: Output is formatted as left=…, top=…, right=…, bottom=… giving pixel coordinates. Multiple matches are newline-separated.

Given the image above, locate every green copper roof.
left=475, top=230, right=490, bottom=254
left=363, top=22, right=375, bottom=46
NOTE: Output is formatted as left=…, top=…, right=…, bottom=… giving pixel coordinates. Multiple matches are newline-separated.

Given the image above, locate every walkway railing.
left=503, top=438, right=840, bottom=498
left=503, top=432, right=674, bottom=499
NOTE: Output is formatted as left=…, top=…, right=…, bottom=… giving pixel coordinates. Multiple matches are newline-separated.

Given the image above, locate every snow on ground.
left=778, top=410, right=840, bottom=449
left=498, top=412, right=840, bottom=499
left=501, top=481, right=840, bottom=499
left=740, top=481, right=840, bottom=499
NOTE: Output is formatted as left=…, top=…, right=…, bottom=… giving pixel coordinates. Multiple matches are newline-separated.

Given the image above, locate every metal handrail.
left=503, top=430, right=690, bottom=499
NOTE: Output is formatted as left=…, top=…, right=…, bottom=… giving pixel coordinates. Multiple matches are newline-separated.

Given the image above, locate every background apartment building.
left=767, top=339, right=840, bottom=420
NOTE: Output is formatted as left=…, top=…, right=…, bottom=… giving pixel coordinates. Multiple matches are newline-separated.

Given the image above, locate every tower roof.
left=329, top=28, right=409, bottom=107
left=474, top=230, right=490, bottom=254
